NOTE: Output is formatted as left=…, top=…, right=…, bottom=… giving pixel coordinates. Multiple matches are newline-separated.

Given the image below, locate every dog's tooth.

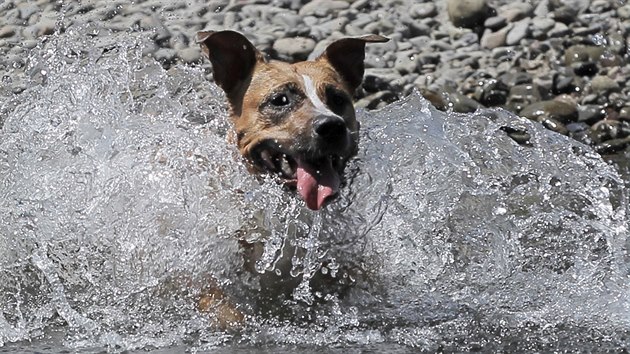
left=260, top=150, right=275, bottom=170
left=280, top=154, right=293, bottom=177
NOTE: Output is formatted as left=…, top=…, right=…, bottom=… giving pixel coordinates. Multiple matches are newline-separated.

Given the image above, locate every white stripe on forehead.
left=301, top=75, right=337, bottom=116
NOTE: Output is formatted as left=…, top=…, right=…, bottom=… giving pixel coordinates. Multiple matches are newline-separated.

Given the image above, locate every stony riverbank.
left=1, top=0, right=629, bottom=163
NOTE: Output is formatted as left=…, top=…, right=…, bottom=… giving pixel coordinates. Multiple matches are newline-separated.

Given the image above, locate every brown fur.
left=235, top=60, right=359, bottom=168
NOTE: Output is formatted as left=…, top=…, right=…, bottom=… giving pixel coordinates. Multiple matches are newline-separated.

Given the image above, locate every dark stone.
left=572, top=62, right=598, bottom=76
left=577, top=105, right=606, bottom=125
left=520, top=100, right=578, bottom=124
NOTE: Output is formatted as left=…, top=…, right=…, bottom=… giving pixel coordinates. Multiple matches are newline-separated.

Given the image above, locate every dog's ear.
left=197, top=30, right=264, bottom=101
left=317, top=34, right=389, bottom=92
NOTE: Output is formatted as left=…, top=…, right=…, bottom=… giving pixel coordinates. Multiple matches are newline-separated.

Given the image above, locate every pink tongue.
left=296, top=158, right=340, bottom=210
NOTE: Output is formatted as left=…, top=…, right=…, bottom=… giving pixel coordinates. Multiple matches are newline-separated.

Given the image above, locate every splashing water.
left=1, top=27, right=629, bottom=352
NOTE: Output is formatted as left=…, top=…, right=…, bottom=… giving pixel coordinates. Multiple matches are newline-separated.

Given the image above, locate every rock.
left=506, top=19, right=529, bottom=45
left=317, top=18, right=349, bottom=36
left=178, top=47, right=202, bottom=64
left=590, top=75, right=620, bottom=94
left=36, top=19, right=56, bottom=36
left=572, top=62, right=599, bottom=76
left=499, top=2, right=533, bottom=22
left=590, top=120, right=629, bottom=143
left=446, top=0, right=493, bottom=29
left=589, top=0, right=612, bottom=12
left=448, top=92, right=482, bottom=113
left=552, top=73, right=575, bottom=94
left=520, top=99, right=578, bottom=124
left=354, top=90, right=398, bottom=110
left=480, top=25, right=510, bottom=49
left=533, top=0, right=551, bottom=17
left=595, top=137, right=630, bottom=154
left=271, top=12, right=302, bottom=28
left=17, top=3, right=40, bottom=20
left=410, top=3, right=437, bottom=19
left=154, top=48, right=177, bottom=65
left=500, top=126, right=532, bottom=146
left=531, top=18, right=555, bottom=35
left=21, top=26, right=38, bottom=40
left=0, top=26, right=16, bottom=39
left=22, top=39, right=38, bottom=49
left=484, top=16, right=507, bottom=30
left=473, top=79, right=509, bottom=106
left=394, top=50, right=420, bottom=75
left=565, top=45, right=607, bottom=63
left=298, top=0, right=349, bottom=17
left=553, top=6, right=578, bottom=24
left=363, top=68, right=403, bottom=93
left=420, top=88, right=482, bottom=113
left=618, top=5, right=630, bottom=19
left=540, top=117, right=569, bottom=135
left=272, top=37, right=316, bottom=60
left=578, top=105, right=606, bottom=125
left=550, top=0, right=590, bottom=14
left=507, top=84, right=542, bottom=112
left=548, top=22, right=570, bottom=37
left=499, top=72, right=532, bottom=87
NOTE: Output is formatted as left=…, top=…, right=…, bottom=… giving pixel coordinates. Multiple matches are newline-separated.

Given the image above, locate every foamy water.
left=1, top=27, right=629, bottom=352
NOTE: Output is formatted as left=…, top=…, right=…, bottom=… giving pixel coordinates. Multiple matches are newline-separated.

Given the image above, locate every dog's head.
left=197, top=30, right=388, bottom=210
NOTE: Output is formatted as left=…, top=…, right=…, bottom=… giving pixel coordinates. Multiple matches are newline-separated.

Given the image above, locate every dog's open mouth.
left=251, top=143, right=345, bottom=210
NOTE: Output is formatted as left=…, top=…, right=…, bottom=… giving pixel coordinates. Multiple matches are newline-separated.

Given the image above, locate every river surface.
left=1, top=27, right=629, bottom=352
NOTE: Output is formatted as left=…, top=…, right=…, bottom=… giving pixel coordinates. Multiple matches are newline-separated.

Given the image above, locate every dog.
left=194, top=30, right=388, bottom=328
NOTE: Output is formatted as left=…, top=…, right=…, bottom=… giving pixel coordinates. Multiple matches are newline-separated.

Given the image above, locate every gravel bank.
left=1, top=0, right=629, bottom=163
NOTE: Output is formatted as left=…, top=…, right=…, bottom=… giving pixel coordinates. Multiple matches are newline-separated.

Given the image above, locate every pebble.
left=520, top=99, right=578, bottom=124
left=480, top=26, right=509, bottom=49
left=590, top=120, right=629, bottom=143
left=355, top=90, right=398, bottom=110
left=564, top=45, right=605, bottom=66
left=446, top=0, right=492, bottom=29
left=506, top=19, right=530, bottom=45
left=553, top=6, right=578, bottom=24
left=507, top=84, right=542, bottom=112
left=548, top=22, right=570, bottom=37
left=578, top=105, right=606, bottom=125
left=410, top=3, right=437, bottom=19
left=178, top=47, right=202, bottom=64
left=0, top=26, right=16, bottom=38
left=272, top=37, right=316, bottom=60
left=473, top=79, right=509, bottom=106
left=501, top=126, right=532, bottom=146
left=298, top=0, right=349, bottom=17
left=618, top=5, right=630, bottom=19
left=500, top=2, right=533, bottom=22
left=17, top=3, right=40, bottom=21
left=153, top=48, right=177, bottom=65
left=540, top=118, right=569, bottom=135
left=590, top=75, right=620, bottom=94
left=531, top=18, right=555, bottom=34
left=36, top=19, right=56, bottom=36
left=484, top=16, right=507, bottom=30
left=394, top=50, right=420, bottom=75
left=595, top=137, right=630, bottom=154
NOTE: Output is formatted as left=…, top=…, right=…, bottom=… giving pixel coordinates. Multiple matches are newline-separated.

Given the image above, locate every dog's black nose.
left=313, top=116, right=346, bottom=140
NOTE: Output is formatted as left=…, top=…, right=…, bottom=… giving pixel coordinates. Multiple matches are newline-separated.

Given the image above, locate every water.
left=1, top=27, right=629, bottom=352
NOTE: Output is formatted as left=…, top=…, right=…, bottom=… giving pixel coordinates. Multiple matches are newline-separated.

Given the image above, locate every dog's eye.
left=326, top=88, right=350, bottom=114
left=270, top=94, right=290, bottom=107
